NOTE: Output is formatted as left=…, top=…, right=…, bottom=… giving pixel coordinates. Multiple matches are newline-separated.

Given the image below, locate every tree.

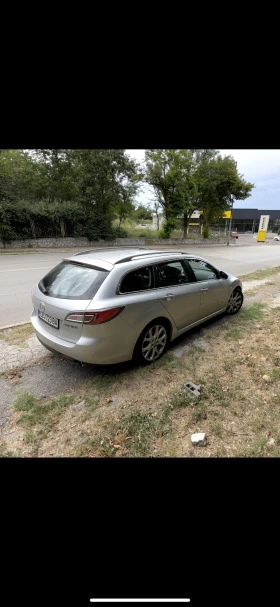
left=194, top=154, right=254, bottom=235
left=27, top=149, right=79, bottom=202
left=0, top=149, right=40, bottom=202
left=144, top=149, right=254, bottom=239
left=134, top=204, right=152, bottom=222
left=73, top=149, right=140, bottom=239
left=115, top=183, right=137, bottom=228
left=144, top=149, right=194, bottom=237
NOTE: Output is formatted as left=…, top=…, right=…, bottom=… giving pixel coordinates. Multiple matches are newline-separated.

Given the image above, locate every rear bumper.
left=31, top=310, right=134, bottom=365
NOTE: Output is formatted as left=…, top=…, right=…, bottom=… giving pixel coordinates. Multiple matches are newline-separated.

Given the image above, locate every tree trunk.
left=29, top=217, right=36, bottom=239
left=156, top=211, right=160, bottom=230
left=60, top=219, right=65, bottom=237
left=183, top=212, right=190, bottom=238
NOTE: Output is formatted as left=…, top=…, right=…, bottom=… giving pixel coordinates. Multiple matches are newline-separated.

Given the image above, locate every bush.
left=202, top=225, right=211, bottom=239
left=111, top=226, right=128, bottom=238
left=0, top=224, right=17, bottom=243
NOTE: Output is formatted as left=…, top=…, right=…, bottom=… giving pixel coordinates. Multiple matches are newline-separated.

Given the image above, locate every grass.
left=171, top=391, right=193, bottom=409
left=0, top=323, right=34, bottom=346
left=239, top=302, right=266, bottom=321
left=210, top=422, right=223, bottom=437
left=136, top=353, right=185, bottom=379
left=239, top=267, right=280, bottom=281
left=0, top=248, right=39, bottom=255
left=13, top=390, right=75, bottom=453
left=271, top=368, right=280, bottom=381
left=87, top=373, right=120, bottom=396
left=0, top=442, right=20, bottom=457
left=237, top=436, right=280, bottom=458
left=225, top=328, right=243, bottom=340
left=78, top=405, right=174, bottom=458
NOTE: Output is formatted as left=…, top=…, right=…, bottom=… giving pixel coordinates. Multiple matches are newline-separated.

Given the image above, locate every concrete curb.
left=0, top=321, right=31, bottom=331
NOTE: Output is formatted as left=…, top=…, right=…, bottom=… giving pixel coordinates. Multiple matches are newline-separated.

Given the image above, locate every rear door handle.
left=201, top=288, right=208, bottom=292
left=163, top=293, right=174, bottom=300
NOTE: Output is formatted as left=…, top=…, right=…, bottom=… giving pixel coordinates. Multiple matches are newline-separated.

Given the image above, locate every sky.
left=126, top=149, right=280, bottom=210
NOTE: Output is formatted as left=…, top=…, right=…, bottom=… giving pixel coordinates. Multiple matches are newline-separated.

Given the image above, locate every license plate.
left=38, top=310, right=59, bottom=329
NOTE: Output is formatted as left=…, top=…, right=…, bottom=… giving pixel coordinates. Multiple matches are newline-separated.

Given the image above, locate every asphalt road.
left=1, top=239, right=280, bottom=328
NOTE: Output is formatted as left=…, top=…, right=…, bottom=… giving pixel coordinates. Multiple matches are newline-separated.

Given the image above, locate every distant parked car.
left=31, top=247, right=243, bottom=366
left=231, top=232, right=238, bottom=239
left=274, top=236, right=280, bottom=241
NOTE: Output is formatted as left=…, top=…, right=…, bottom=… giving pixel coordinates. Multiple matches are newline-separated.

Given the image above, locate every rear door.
left=155, top=260, right=201, bottom=330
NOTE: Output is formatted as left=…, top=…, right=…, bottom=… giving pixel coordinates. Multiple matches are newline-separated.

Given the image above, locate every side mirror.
left=219, top=270, right=228, bottom=279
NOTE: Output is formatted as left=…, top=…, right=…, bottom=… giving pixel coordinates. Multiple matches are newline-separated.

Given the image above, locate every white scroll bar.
left=90, top=600, right=191, bottom=603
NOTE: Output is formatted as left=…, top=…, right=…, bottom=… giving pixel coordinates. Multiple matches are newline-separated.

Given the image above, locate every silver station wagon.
left=31, top=247, right=243, bottom=365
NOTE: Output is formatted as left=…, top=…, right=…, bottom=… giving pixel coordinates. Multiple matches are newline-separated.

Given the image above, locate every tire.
left=134, top=320, right=169, bottom=365
left=226, top=288, right=243, bottom=315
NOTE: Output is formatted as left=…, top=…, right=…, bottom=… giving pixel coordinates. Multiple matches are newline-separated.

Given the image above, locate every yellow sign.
left=257, top=215, right=270, bottom=242
left=223, top=211, right=231, bottom=219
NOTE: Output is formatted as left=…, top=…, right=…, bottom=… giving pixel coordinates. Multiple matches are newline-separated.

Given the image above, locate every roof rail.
left=114, top=251, right=189, bottom=264
left=73, top=247, right=148, bottom=257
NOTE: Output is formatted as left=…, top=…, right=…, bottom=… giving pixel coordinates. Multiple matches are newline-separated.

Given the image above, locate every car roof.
left=65, top=247, right=196, bottom=270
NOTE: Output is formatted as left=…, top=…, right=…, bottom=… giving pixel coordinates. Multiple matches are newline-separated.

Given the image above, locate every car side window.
left=120, top=266, right=153, bottom=293
left=155, top=261, right=189, bottom=287
left=185, top=259, right=219, bottom=282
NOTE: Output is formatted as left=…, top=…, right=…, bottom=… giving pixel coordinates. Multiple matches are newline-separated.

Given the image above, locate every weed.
left=272, top=368, right=280, bottom=381
left=192, top=404, right=207, bottom=421
left=14, top=391, right=38, bottom=412
left=210, top=422, right=223, bottom=437
left=171, top=391, right=193, bottom=409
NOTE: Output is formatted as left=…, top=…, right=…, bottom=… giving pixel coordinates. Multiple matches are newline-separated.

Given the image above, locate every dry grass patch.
left=239, top=267, right=280, bottom=281
left=0, top=323, right=34, bottom=347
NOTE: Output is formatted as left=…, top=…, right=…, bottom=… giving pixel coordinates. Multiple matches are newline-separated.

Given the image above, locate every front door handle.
left=163, top=293, right=174, bottom=301
left=201, top=288, right=208, bottom=292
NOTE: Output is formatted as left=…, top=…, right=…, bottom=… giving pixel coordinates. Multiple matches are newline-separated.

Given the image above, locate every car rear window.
left=39, top=261, right=109, bottom=300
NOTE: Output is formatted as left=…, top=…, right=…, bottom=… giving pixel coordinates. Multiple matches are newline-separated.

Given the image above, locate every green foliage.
left=0, top=149, right=140, bottom=242
left=134, top=204, right=152, bottom=221
left=144, top=149, right=254, bottom=236
left=202, top=225, right=211, bottom=238
left=0, top=148, right=254, bottom=243
left=195, top=153, right=254, bottom=230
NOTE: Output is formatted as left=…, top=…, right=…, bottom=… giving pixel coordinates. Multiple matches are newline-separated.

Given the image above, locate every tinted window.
left=186, top=259, right=219, bottom=281
left=120, top=266, right=153, bottom=293
left=39, top=262, right=108, bottom=300
left=155, top=261, right=189, bottom=287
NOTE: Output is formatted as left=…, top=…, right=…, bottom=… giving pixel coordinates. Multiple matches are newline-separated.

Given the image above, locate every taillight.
left=65, top=307, right=124, bottom=325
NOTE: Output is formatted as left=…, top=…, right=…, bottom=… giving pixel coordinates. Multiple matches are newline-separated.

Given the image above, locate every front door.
left=185, top=258, right=229, bottom=319
left=155, top=260, right=201, bottom=330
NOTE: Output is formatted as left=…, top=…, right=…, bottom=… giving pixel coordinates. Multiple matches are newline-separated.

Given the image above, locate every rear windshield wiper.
left=39, top=280, right=48, bottom=294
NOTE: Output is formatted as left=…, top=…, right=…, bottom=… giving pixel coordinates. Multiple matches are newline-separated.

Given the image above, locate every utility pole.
left=226, top=160, right=237, bottom=246
left=226, top=195, right=234, bottom=246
